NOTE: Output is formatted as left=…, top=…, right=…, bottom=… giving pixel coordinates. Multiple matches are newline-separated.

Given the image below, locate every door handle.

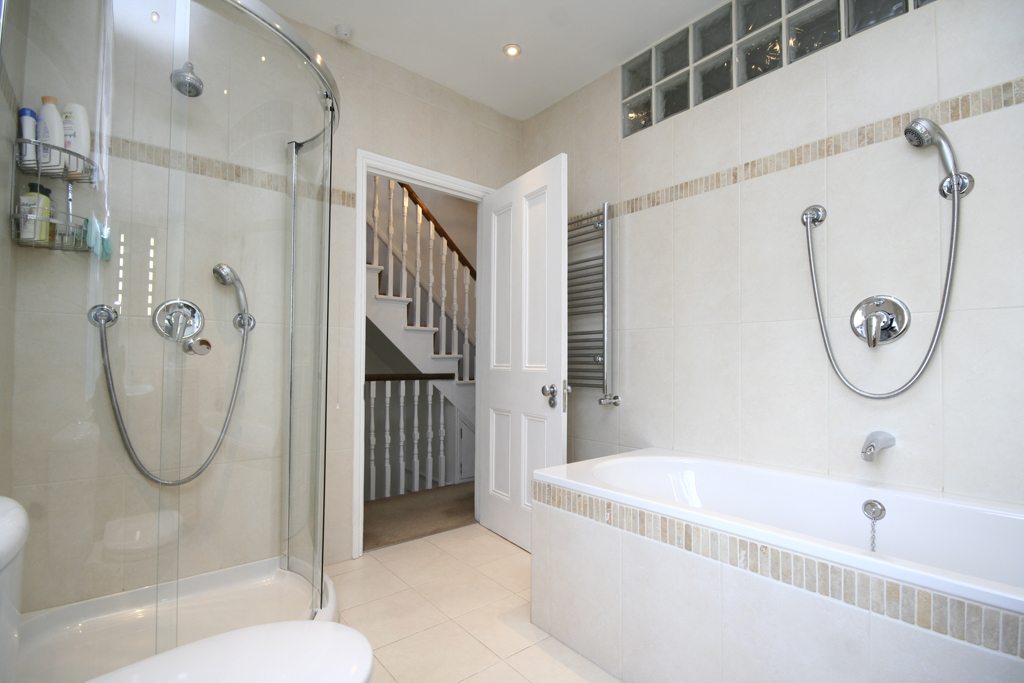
left=541, top=384, right=557, bottom=408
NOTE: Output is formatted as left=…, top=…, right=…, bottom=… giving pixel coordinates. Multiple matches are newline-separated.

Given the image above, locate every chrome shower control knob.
left=153, top=299, right=204, bottom=342
left=850, top=296, right=910, bottom=347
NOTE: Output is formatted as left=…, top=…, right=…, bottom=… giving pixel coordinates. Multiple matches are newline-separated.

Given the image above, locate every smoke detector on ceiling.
left=335, top=23, right=353, bottom=42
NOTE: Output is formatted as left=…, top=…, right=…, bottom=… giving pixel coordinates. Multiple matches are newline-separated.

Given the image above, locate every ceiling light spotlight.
left=151, top=11, right=159, bottom=22
left=503, top=44, right=521, bottom=57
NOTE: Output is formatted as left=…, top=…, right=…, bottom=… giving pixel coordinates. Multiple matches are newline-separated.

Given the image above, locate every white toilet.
left=0, top=496, right=28, bottom=683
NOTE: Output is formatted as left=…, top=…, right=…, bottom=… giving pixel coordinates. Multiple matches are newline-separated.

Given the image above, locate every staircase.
left=364, top=178, right=476, bottom=499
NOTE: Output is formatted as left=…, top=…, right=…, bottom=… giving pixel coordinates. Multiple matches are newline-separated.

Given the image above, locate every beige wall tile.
left=934, top=0, right=1024, bottom=101
left=672, top=323, right=740, bottom=460
left=621, top=532, right=721, bottom=682
left=614, top=203, right=673, bottom=330
left=617, top=328, right=673, bottom=449
left=618, top=118, right=672, bottom=200
left=674, top=88, right=740, bottom=182
left=673, top=185, right=740, bottom=326
left=548, top=508, right=621, bottom=677
left=740, top=54, right=826, bottom=162
left=720, top=565, right=870, bottom=682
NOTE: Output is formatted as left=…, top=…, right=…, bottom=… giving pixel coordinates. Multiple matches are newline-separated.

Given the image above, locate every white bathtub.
left=531, top=448, right=1024, bottom=682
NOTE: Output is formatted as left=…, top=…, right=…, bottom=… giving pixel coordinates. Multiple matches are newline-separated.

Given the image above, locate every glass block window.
left=738, top=0, right=782, bottom=36
left=788, top=0, right=841, bottom=62
left=694, top=50, right=733, bottom=104
left=656, top=29, right=690, bottom=82
left=847, top=0, right=907, bottom=36
left=914, top=0, right=936, bottom=5
left=656, top=72, right=690, bottom=121
left=694, top=4, right=733, bottom=62
left=787, top=0, right=817, bottom=11
left=622, top=51, right=653, bottom=100
left=737, top=23, right=782, bottom=85
left=623, top=91, right=653, bottom=137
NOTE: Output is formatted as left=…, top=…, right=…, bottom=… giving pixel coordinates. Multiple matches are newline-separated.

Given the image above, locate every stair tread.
left=432, top=353, right=463, bottom=361
left=375, top=294, right=413, bottom=304
left=405, top=326, right=439, bottom=333
left=365, top=264, right=384, bottom=273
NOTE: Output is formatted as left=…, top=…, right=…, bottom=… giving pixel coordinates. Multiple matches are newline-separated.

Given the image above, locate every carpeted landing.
left=362, top=482, right=475, bottom=551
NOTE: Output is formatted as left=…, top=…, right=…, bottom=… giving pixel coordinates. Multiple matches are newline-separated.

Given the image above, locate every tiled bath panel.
left=532, top=484, right=1024, bottom=682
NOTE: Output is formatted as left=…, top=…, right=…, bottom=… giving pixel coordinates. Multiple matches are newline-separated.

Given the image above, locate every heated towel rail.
left=567, top=203, right=619, bottom=406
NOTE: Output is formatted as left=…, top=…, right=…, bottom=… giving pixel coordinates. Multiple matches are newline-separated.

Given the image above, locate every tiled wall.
left=532, top=484, right=1024, bottom=681
left=289, top=20, right=522, bottom=563
left=520, top=0, right=1024, bottom=508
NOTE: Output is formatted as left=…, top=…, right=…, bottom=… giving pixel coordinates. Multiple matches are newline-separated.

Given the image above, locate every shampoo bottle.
left=62, top=104, right=89, bottom=174
left=18, top=108, right=36, bottom=164
left=37, top=96, right=63, bottom=171
left=19, top=182, right=51, bottom=242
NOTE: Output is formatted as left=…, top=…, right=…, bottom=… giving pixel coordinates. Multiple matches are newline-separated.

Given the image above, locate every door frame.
left=352, top=150, right=492, bottom=559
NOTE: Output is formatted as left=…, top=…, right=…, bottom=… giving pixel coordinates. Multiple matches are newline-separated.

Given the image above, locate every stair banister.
left=372, top=175, right=380, bottom=268
left=384, top=380, right=393, bottom=497
left=387, top=180, right=395, bottom=297
left=464, top=264, right=471, bottom=380
left=368, top=382, right=377, bottom=501
left=425, top=383, right=434, bottom=490
left=412, top=381, right=420, bottom=492
left=398, top=381, right=406, bottom=495
left=414, top=205, right=422, bottom=327
left=401, top=187, right=409, bottom=300
left=439, top=239, right=447, bottom=356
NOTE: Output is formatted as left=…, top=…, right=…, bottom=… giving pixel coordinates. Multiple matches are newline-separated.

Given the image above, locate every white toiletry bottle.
left=37, top=96, right=63, bottom=171
left=62, top=104, right=89, bottom=175
left=18, top=108, right=36, bottom=164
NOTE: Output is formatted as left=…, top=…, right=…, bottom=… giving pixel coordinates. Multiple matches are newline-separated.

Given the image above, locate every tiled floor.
left=326, top=523, right=620, bottom=683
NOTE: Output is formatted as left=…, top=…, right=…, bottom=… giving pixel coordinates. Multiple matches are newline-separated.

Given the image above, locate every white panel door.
left=476, top=154, right=567, bottom=551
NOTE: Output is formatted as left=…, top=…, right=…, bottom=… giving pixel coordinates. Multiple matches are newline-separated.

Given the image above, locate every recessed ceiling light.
left=503, top=44, right=521, bottom=57
left=150, top=11, right=159, bottom=22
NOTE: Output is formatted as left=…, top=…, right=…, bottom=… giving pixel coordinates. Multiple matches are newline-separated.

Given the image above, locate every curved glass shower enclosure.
left=0, top=0, right=336, bottom=680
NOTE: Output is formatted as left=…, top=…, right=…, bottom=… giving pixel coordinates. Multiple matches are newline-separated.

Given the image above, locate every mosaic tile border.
left=532, top=480, right=1024, bottom=659
left=600, top=77, right=1024, bottom=222
left=97, top=135, right=356, bottom=208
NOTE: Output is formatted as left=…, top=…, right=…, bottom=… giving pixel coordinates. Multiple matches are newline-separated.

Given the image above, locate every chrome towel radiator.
left=567, top=203, right=619, bottom=406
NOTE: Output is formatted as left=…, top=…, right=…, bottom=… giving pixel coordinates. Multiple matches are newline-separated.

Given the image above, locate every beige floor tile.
left=442, top=535, right=523, bottom=567
left=455, top=595, right=547, bottom=658
left=326, top=555, right=381, bottom=577
left=424, top=523, right=489, bottom=547
left=414, top=568, right=513, bottom=618
left=375, top=621, right=499, bottom=683
left=372, top=657, right=397, bottom=683
left=506, top=637, right=621, bottom=683
left=476, top=553, right=531, bottom=593
left=341, top=589, right=448, bottom=649
left=369, top=538, right=436, bottom=563
left=379, top=546, right=470, bottom=586
left=462, top=662, right=531, bottom=683
left=518, top=588, right=531, bottom=602
left=332, top=565, right=409, bottom=611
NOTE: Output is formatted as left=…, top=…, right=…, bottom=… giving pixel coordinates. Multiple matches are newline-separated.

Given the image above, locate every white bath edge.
left=533, top=449, right=1024, bottom=660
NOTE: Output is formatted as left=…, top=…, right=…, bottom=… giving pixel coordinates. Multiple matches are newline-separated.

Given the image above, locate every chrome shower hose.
left=804, top=185, right=959, bottom=400
left=94, top=309, right=249, bottom=486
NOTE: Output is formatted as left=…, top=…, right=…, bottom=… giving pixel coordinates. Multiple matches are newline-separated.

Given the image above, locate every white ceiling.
left=268, top=0, right=724, bottom=120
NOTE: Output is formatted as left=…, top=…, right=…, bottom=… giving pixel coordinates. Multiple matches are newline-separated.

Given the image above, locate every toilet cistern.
left=861, top=431, right=895, bottom=461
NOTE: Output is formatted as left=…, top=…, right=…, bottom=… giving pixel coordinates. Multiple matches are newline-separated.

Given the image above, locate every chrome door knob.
left=541, top=384, right=557, bottom=408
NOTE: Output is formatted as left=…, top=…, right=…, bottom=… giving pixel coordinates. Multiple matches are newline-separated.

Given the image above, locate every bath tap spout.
left=861, top=431, right=895, bottom=461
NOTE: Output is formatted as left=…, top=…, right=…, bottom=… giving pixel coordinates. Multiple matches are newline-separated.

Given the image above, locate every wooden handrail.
left=365, top=373, right=455, bottom=381
left=399, top=182, right=477, bottom=281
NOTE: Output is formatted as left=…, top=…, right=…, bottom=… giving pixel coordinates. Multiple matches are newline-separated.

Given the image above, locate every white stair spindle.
left=451, top=253, right=459, bottom=362
left=411, top=380, right=420, bottom=492
left=464, top=264, right=471, bottom=379
left=438, top=394, right=446, bottom=487
left=368, top=382, right=377, bottom=501
left=425, top=383, right=434, bottom=490
left=372, top=175, right=380, bottom=267
left=384, top=381, right=392, bottom=497
left=398, top=381, right=406, bottom=494
left=439, top=240, right=447, bottom=355
left=414, top=205, right=422, bottom=327
left=387, top=180, right=395, bottom=297
left=401, top=187, right=409, bottom=300
left=428, top=221, right=435, bottom=337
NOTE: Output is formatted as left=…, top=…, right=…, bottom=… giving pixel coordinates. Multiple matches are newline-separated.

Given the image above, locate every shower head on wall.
left=904, top=118, right=957, bottom=177
left=170, top=62, right=203, bottom=97
left=213, top=263, right=250, bottom=327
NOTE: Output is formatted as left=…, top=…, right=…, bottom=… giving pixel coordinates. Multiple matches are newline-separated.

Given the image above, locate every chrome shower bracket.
left=234, top=313, right=256, bottom=332
left=153, top=299, right=204, bottom=342
left=939, top=172, right=974, bottom=199
left=850, top=296, right=910, bottom=347
left=88, top=304, right=119, bottom=328
left=802, top=205, right=827, bottom=228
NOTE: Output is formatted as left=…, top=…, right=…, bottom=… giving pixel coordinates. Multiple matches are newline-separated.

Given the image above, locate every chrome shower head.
left=904, top=118, right=957, bottom=177
left=170, top=62, right=203, bottom=97
left=212, top=263, right=248, bottom=319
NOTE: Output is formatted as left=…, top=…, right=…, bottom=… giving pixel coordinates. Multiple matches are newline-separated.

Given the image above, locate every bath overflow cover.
left=862, top=500, right=886, bottom=521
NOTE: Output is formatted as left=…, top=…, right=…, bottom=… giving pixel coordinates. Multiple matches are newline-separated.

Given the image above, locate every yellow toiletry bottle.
left=18, top=182, right=51, bottom=242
